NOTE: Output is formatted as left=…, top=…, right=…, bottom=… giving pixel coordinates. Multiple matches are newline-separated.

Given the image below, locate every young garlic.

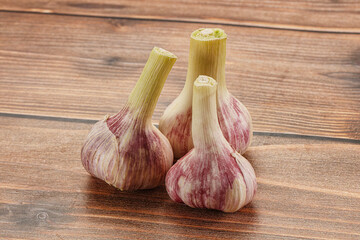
left=159, top=28, right=252, bottom=158
left=81, top=47, right=177, bottom=190
left=165, top=76, right=257, bottom=212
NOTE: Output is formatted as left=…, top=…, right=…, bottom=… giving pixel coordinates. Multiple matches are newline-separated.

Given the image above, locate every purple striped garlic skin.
left=159, top=106, right=193, bottom=159
left=81, top=47, right=176, bottom=191
left=159, top=28, right=252, bottom=159
left=165, top=76, right=257, bottom=212
left=81, top=111, right=174, bottom=190
left=217, top=92, right=252, bottom=155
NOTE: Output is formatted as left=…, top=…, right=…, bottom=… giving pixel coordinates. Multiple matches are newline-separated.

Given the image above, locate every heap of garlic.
left=165, top=76, right=257, bottom=212
left=159, top=28, right=252, bottom=158
left=80, top=29, right=257, bottom=213
left=81, top=47, right=177, bottom=190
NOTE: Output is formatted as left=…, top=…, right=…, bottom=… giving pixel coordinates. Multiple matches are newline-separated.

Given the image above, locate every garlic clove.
left=165, top=76, right=257, bottom=212
left=81, top=47, right=177, bottom=190
left=159, top=104, right=193, bottom=159
left=81, top=115, right=120, bottom=185
left=159, top=28, right=252, bottom=159
left=218, top=93, right=253, bottom=155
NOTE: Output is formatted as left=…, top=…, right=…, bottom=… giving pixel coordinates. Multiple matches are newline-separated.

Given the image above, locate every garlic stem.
left=192, top=76, right=226, bottom=149
left=184, top=28, right=227, bottom=96
left=127, top=47, right=177, bottom=120
left=165, top=75, right=257, bottom=212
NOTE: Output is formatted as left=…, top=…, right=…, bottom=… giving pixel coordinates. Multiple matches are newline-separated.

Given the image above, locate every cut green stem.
left=127, top=47, right=177, bottom=120
left=184, top=28, right=227, bottom=96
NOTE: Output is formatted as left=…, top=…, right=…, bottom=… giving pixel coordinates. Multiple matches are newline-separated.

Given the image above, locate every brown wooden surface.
left=1, top=12, right=360, bottom=140
left=1, top=1, right=360, bottom=239
left=1, top=0, right=360, bottom=32
left=1, top=115, right=359, bottom=239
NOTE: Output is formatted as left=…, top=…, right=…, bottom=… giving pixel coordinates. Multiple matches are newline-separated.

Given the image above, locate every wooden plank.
left=0, top=115, right=359, bottom=239
left=0, top=12, right=360, bottom=140
left=0, top=0, right=360, bottom=32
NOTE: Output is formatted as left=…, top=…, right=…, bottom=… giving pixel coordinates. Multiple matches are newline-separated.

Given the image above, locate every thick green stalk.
left=184, top=28, right=227, bottom=97
left=127, top=47, right=177, bottom=120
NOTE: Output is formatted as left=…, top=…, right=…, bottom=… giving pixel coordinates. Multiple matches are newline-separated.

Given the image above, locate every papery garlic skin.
left=165, top=76, right=257, bottom=212
left=81, top=47, right=176, bottom=190
left=217, top=91, right=252, bottom=155
left=159, top=28, right=252, bottom=159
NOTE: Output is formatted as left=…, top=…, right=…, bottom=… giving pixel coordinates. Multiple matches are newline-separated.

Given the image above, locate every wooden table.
left=1, top=1, right=359, bottom=239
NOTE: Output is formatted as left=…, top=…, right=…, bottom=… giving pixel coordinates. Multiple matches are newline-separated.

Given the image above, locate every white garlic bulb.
left=165, top=76, right=257, bottom=212
left=81, top=47, right=177, bottom=190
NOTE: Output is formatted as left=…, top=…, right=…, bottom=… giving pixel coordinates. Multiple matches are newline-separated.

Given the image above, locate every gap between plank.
left=1, top=112, right=359, bottom=144
left=0, top=9, right=359, bottom=35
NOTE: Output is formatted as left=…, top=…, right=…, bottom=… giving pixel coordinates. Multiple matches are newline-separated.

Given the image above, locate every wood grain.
left=1, top=1, right=359, bottom=239
left=0, top=115, right=359, bottom=239
left=0, top=12, right=359, bottom=140
left=0, top=0, right=360, bottom=32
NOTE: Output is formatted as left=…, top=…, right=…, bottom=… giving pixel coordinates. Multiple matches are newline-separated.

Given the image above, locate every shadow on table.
left=83, top=175, right=259, bottom=238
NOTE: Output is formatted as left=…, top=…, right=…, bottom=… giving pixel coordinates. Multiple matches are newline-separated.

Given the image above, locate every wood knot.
left=36, top=211, right=49, bottom=221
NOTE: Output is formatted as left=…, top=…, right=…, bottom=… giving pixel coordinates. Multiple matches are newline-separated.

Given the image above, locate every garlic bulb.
left=165, top=76, right=257, bottom=213
left=159, top=28, right=252, bottom=158
left=81, top=47, right=177, bottom=190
